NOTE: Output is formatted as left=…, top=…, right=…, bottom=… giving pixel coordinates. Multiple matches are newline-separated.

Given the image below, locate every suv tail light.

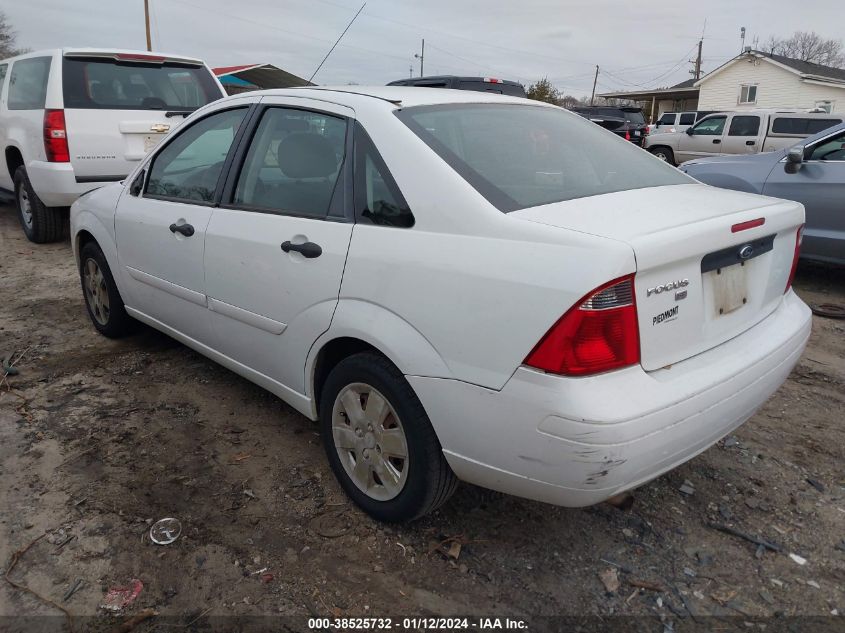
left=524, top=275, right=640, bottom=376
left=625, top=130, right=631, bottom=141
left=785, top=225, right=804, bottom=293
left=44, top=109, right=70, bottom=162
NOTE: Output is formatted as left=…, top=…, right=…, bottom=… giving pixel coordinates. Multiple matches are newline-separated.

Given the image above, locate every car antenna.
left=308, top=3, right=366, bottom=84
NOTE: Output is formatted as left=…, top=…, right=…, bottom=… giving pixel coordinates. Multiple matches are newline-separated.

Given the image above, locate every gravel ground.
left=0, top=203, right=843, bottom=631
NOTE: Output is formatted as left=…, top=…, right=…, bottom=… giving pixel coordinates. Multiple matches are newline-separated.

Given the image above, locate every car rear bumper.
left=408, top=290, right=811, bottom=507
left=26, top=160, right=124, bottom=207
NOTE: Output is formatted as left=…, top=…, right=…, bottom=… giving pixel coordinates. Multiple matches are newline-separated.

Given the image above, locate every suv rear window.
left=8, top=56, right=52, bottom=110
left=456, top=80, right=526, bottom=97
left=62, top=57, right=222, bottom=111
left=679, top=113, right=696, bottom=125
left=771, top=117, right=842, bottom=135
left=396, top=104, right=690, bottom=212
left=574, top=107, right=644, bottom=124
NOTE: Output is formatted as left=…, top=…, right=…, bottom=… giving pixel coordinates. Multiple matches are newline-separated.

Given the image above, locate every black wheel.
left=320, top=352, right=458, bottom=522
left=79, top=241, right=133, bottom=338
left=649, top=146, right=675, bottom=165
left=14, top=166, right=67, bottom=243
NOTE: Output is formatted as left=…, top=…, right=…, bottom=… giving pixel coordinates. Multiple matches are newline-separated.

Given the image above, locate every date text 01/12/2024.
left=307, top=617, right=528, bottom=630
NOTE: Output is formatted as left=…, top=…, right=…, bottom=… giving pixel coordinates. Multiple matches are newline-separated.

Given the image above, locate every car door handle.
left=169, top=222, right=195, bottom=237
left=746, top=140, right=756, bottom=146
left=712, top=139, right=721, bottom=144
left=281, top=240, right=322, bottom=258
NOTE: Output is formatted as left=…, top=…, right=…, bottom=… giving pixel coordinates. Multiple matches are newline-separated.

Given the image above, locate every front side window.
left=691, top=116, right=726, bottom=136
left=679, top=113, right=696, bottom=125
left=739, top=84, right=757, bottom=104
left=354, top=123, right=413, bottom=228
left=146, top=107, right=247, bottom=203
left=8, top=57, right=52, bottom=110
left=396, top=104, right=690, bottom=213
left=807, top=130, right=845, bottom=161
left=62, top=58, right=222, bottom=111
left=728, top=115, right=760, bottom=136
left=233, top=107, right=346, bottom=217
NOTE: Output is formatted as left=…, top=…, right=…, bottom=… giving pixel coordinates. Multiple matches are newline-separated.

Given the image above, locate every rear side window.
left=146, top=107, right=247, bottom=203
left=8, top=57, right=52, bottom=110
left=657, top=113, right=675, bottom=125
left=771, top=117, right=843, bottom=135
left=354, top=122, right=413, bottom=228
left=62, top=57, right=222, bottom=111
left=396, top=104, right=690, bottom=212
left=728, top=115, right=760, bottom=136
left=234, top=108, right=347, bottom=218
left=679, top=113, right=696, bottom=125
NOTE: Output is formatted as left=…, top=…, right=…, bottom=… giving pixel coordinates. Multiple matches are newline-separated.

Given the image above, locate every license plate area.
left=709, top=262, right=747, bottom=316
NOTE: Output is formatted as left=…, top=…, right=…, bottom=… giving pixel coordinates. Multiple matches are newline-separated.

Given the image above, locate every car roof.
left=244, top=86, right=538, bottom=109
left=1, top=48, right=206, bottom=64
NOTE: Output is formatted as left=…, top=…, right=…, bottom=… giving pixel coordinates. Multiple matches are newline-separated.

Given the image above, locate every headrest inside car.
left=277, top=133, right=339, bottom=179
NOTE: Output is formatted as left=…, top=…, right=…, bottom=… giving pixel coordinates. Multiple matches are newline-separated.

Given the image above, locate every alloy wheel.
left=83, top=258, right=111, bottom=326
left=18, top=186, right=33, bottom=229
left=331, top=382, right=409, bottom=501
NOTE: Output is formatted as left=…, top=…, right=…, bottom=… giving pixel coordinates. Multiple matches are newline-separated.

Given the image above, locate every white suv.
left=71, top=87, right=811, bottom=522
left=0, top=48, right=225, bottom=242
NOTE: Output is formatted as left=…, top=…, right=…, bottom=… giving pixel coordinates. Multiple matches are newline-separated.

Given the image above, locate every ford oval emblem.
left=739, top=245, right=754, bottom=260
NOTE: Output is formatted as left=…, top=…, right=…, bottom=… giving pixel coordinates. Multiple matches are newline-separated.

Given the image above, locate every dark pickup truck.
left=387, top=75, right=526, bottom=98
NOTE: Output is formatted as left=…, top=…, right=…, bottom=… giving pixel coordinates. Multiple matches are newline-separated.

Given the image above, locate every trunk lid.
left=61, top=52, right=224, bottom=181
left=511, top=183, right=804, bottom=371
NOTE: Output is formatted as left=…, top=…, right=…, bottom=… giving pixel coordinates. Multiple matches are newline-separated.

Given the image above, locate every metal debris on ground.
left=789, top=553, right=808, bottom=566
left=150, top=518, right=182, bottom=545
left=806, top=478, right=825, bottom=493
left=2, top=352, right=20, bottom=376
left=62, top=578, right=84, bottom=602
left=100, top=579, right=143, bottom=612
left=810, top=303, right=845, bottom=319
left=708, top=522, right=782, bottom=552
left=599, top=567, right=620, bottom=593
left=678, top=481, right=695, bottom=496
left=807, top=580, right=821, bottom=589
left=723, top=435, right=739, bottom=448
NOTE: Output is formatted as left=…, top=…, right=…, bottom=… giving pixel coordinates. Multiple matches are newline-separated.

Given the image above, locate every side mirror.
left=685, top=127, right=694, bottom=136
left=786, top=146, right=805, bottom=164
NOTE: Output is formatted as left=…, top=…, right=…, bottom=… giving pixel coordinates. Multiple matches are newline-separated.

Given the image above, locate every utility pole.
left=590, top=65, right=599, bottom=106
left=414, top=39, right=425, bottom=77
left=689, top=39, right=702, bottom=80
left=143, top=0, right=152, bottom=51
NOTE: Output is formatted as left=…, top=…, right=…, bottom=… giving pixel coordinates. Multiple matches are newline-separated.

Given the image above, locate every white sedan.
left=71, top=87, right=811, bottom=522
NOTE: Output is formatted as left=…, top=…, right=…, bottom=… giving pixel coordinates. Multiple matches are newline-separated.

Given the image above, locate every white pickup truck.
left=645, top=109, right=842, bottom=166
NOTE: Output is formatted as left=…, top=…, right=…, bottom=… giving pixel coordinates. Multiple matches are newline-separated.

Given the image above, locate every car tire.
left=320, top=352, right=458, bottom=522
left=13, top=166, right=67, bottom=243
left=649, top=146, right=675, bottom=165
left=79, top=241, right=133, bottom=338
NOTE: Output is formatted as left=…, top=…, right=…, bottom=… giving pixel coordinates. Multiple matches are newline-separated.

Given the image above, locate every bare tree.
left=0, top=11, right=25, bottom=58
left=763, top=31, right=845, bottom=68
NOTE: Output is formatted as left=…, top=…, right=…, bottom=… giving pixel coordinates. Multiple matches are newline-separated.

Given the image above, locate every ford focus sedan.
left=71, top=87, right=811, bottom=522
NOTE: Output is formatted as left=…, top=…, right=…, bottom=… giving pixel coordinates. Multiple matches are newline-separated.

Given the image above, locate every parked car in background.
left=0, top=48, right=225, bottom=242
left=650, top=110, right=715, bottom=134
left=681, top=122, right=845, bottom=265
left=387, top=75, right=526, bottom=97
left=645, top=109, right=843, bottom=166
left=71, top=86, right=810, bottom=522
left=570, top=105, right=647, bottom=145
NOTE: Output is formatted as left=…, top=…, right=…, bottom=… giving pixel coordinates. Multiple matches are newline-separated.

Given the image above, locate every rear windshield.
left=573, top=107, right=644, bottom=124
left=396, top=104, right=690, bottom=212
left=62, top=57, right=223, bottom=111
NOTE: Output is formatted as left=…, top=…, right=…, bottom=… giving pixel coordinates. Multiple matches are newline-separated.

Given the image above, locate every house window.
left=814, top=100, right=834, bottom=113
left=738, top=84, right=757, bottom=104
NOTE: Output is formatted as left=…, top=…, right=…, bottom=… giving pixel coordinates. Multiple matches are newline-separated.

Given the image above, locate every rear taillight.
left=785, top=225, right=804, bottom=293
left=524, top=275, right=640, bottom=376
left=44, top=109, right=69, bottom=162
left=625, top=130, right=631, bottom=141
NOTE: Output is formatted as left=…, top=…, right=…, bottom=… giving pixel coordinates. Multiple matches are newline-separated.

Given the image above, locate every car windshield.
left=62, top=57, right=222, bottom=110
left=396, top=103, right=690, bottom=212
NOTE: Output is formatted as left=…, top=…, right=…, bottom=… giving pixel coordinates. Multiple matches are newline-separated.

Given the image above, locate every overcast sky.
left=6, top=0, right=845, bottom=95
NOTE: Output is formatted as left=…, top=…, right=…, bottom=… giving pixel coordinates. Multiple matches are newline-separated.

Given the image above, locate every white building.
left=598, top=49, right=845, bottom=120
left=696, top=50, right=845, bottom=114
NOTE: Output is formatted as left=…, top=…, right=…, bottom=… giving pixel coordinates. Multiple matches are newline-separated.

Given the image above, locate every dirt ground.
left=1, top=202, right=843, bottom=631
